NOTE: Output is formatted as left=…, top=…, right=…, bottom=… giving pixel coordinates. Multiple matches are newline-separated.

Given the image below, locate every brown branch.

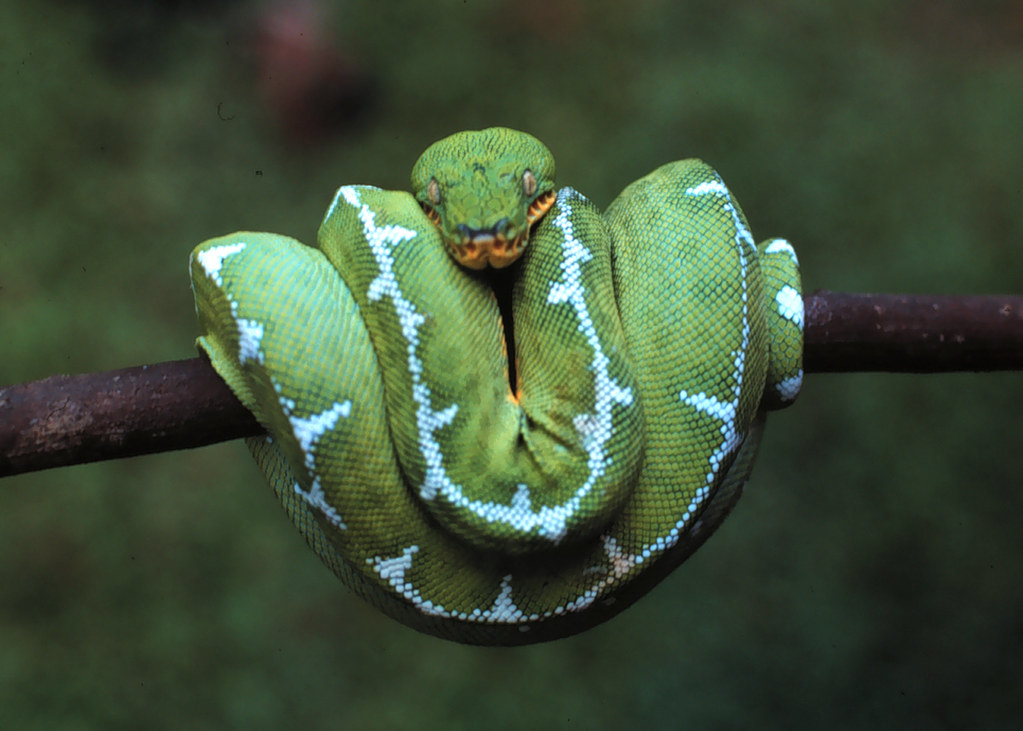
left=802, top=291, right=1023, bottom=372
left=2, top=291, right=1022, bottom=478
left=1, top=359, right=262, bottom=477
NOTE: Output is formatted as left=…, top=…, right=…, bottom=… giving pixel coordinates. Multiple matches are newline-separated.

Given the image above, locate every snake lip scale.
left=190, top=127, right=803, bottom=645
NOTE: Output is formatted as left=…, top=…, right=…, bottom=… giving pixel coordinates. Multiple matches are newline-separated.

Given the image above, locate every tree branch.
left=802, top=291, right=1023, bottom=372
left=1, top=359, right=261, bottom=477
left=3, top=291, right=1022, bottom=477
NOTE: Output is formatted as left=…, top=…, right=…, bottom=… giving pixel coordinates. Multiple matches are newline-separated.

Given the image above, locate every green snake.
left=189, top=128, right=803, bottom=645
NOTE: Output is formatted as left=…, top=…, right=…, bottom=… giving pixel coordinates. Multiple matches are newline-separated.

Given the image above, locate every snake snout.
left=456, top=218, right=513, bottom=243
left=451, top=218, right=524, bottom=269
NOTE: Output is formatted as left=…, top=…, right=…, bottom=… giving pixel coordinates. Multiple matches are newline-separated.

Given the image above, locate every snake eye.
left=522, top=169, right=537, bottom=197
left=427, top=177, right=442, bottom=206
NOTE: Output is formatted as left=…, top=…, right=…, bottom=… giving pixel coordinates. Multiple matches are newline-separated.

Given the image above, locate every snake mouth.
left=454, top=190, right=558, bottom=269
left=450, top=233, right=526, bottom=270
left=526, top=190, right=556, bottom=225
left=422, top=189, right=558, bottom=270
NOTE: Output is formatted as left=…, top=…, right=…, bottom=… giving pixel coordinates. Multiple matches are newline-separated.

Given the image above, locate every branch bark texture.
left=2, top=291, right=1022, bottom=477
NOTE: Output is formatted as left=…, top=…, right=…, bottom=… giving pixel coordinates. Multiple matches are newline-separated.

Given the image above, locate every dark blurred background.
left=3, top=1, right=1022, bottom=728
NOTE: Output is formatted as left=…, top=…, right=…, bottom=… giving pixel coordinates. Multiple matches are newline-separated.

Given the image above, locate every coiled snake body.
left=190, top=128, right=803, bottom=645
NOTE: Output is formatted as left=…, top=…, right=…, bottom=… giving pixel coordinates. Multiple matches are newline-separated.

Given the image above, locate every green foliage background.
left=3, top=1, right=1022, bottom=727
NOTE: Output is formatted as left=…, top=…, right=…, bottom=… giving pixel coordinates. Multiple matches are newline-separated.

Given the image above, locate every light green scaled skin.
left=189, top=128, right=803, bottom=645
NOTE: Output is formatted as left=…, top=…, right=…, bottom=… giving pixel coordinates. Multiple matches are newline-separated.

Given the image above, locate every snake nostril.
left=456, top=223, right=472, bottom=243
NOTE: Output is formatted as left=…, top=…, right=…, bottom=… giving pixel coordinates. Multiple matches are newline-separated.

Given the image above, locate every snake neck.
left=476, top=263, right=520, bottom=398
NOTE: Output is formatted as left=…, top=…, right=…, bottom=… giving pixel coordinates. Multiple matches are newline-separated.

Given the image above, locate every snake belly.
left=189, top=134, right=803, bottom=646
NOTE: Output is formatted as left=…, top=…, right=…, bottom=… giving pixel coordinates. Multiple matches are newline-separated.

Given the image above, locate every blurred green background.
left=3, top=0, right=1023, bottom=728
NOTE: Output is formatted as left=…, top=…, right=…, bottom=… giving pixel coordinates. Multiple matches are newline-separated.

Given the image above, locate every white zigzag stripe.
left=343, top=184, right=630, bottom=546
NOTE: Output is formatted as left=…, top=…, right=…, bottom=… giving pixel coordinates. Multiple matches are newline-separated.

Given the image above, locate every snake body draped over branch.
left=189, top=127, right=803, bottom=645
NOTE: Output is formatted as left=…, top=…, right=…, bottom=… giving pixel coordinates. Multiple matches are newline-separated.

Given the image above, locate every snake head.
left=411, top=127, right=557, bottom=269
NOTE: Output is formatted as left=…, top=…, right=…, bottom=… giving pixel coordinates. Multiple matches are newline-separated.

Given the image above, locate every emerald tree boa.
left=189, top=128, right=803, bottom=645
